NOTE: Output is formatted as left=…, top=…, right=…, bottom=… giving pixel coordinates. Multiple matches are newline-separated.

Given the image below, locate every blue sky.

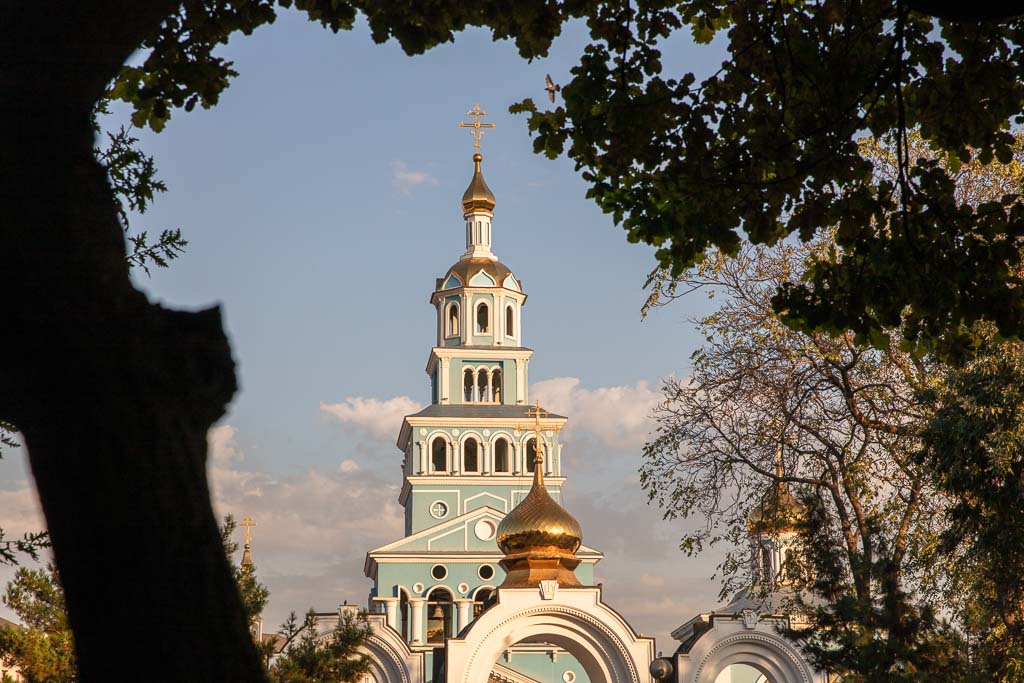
left=1, top=10, right=733, bottom=648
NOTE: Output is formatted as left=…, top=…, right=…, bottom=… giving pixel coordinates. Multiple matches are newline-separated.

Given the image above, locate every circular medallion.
left=429, top=500, right=449, bottom=519
left=474, top=519, right=497, bottom=541
left=412, top=582, right=424, bottom=594
left=452, top=429, right=460, bottom=436
left=563, top=672, right=576, bottom=683
left=457, top=582, right=470, bottom=594
left=483, top=429, right=491, bottom=437
left=419, top=428, right=427, bottom=435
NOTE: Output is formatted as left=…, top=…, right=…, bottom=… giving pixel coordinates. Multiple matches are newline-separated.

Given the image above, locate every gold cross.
left=515, top=401, right=562, bottom=468
left=458, top=103, right=496, bottom=152
left=240, top=515, right=256, bottom=547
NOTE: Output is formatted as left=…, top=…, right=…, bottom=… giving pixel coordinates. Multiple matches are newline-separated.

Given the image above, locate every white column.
left=481, top=441, right=491, bottom=475
left=545, top=442, right=553, bottom=476
left=512, top=441, right=522, bottom=475
left=418, top=440, right=428, bottom=475
left=452, top=439, right=460, bottom=475
left=557, top=443, right=563, bottom=476
left=455, top=599, right=474, bottom=633
left=409, top=597, right=426, bottom=645
left=377, top=597, right=399, bottom=631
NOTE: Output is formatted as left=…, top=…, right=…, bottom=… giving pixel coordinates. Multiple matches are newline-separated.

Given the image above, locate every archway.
left=445, top=588, right=654, bottom=683
left=681, top=630, right=815, bottom=683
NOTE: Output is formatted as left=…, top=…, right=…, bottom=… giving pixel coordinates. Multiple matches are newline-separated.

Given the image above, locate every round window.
left=431, top=564, right=448, bottom=581
left=478, top=564, right=495, bottom=581
left=429, top=500, right=449, bottom=519
left=474, top=519, right=496, bottom=541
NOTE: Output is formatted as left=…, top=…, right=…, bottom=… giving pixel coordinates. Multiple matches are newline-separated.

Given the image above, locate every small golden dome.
left=462, top=153, right=496, bottom=213
left=747, top=483, right=805, bottom=534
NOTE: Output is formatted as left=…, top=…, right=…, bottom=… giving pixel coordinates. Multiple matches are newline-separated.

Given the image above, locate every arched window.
left=464, top=369, right=474, bottom=402
left=476, top=302, right=489, bottom=334
left=526, top=438, right=540, bottom=472
left=447, top=303, right=460, bottom=337
left=399, top=591, right=409, bottom=641
left=463, top=438, right=479, bottom=473
left=761, top=545, right=773, bottom=582
left=493, top=439, right=509, bottom=473
left=426, top=588, right=453, bottom=644
left=431, top=438, right=447, bottom=473
left=491, top=369, right=502, bottom=403
left=505, top=305, right=514, bottom=337
left=477, top=369, right=489, bottom=403
left=473, top=587, right=494, bottom=619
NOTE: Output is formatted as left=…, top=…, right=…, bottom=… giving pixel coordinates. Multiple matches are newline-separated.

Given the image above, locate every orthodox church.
left=306, top=107, right=829, bottom=683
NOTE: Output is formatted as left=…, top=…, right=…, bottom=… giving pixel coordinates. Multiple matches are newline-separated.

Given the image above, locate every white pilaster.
left=418, top=440, right=428, bottom=475
left=440, top=357, right=450, bottom=404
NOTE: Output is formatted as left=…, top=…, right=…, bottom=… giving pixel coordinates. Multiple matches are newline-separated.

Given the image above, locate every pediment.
left=368, top=506, right=505, bottom=556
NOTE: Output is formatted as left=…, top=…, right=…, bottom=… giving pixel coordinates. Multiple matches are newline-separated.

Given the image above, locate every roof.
left=0, top=616, right=21, bottom=630
left=407, top=405, right=566, bottom=421
left=438, top=257, right=516, bottom=292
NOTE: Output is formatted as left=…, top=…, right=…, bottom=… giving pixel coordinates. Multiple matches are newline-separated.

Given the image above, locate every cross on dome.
left=458, top=103, right=496, bottom=152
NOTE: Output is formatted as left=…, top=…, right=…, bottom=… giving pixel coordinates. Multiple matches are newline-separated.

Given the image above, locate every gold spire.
left=496, top=402, right=583, bottom=588
left=459, top=104, right=497, bottom=214
left=240, top=515, right=256, bottom=570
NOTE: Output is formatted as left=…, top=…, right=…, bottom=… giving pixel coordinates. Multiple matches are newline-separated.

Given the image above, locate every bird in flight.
left=545, top=74, right=560, bottom=103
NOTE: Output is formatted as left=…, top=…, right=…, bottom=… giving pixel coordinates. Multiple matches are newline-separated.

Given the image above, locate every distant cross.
left=458, top=104, right=496, bottom=152
left=241, top=515, right=256, bottom=547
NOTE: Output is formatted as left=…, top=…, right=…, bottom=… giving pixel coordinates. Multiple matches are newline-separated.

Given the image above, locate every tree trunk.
left=1, top=3, right=264, bottom=679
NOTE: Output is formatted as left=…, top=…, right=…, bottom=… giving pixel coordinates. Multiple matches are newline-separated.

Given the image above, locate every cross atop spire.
left=240, top=515, right=256, bottom=570
left=458, top=104, right=496, bottom=153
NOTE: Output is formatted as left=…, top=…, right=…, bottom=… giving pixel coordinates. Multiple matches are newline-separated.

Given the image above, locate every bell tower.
left=363, top=107, right=602, bottom=677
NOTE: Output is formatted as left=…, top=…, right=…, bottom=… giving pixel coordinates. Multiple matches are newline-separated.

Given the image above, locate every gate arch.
left=445, top=588, right=654, bottom=683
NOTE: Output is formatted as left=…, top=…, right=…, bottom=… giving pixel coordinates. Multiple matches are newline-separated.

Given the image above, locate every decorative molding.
left=692, top=631, right=813, bottom=683
left=460, top=604, right=641, bottom=683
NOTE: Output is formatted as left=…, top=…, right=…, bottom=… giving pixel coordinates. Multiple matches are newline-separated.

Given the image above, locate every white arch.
left=681, top=628, right=818, bottom=683
left=358, top=614, right=424, bottom=683
left=446, top=587, right=654, bottom=683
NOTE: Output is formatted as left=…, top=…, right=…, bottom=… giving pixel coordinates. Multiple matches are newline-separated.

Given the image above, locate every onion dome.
left=462, top=153, right=496, bottom=214
left=747, top=482, right=805, bottom=534
left=497, top=449, right=583, bottom=588
left=437, top=257, right=515, bottom=291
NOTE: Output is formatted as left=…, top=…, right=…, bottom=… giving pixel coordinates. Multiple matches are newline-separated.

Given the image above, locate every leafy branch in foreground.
left=92, top=102, right=187, bottom=275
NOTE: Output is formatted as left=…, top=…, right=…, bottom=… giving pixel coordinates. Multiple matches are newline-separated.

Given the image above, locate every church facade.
left=313, top=109, right=830, bottom=683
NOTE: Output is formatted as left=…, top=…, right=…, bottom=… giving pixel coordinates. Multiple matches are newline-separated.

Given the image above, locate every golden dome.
left=438, top=257, right=516, bottom=291
left=747, top=483, right=805, bottom=534
left=496, top=474, right=583, bottom=555
left=462, top=153, right=496, bottom=213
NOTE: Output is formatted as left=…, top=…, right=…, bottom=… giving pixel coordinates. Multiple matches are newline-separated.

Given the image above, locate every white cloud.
left=319, top=396, right=423, bottom=441
left=391, top=161, right=439, bottom=195
left=205, top=421, right=401, bottom=577
left=531, top=377, right=662, bottom=450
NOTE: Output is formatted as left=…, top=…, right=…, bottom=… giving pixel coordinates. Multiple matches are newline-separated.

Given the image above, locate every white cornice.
left=425, top=346, right=534, bottom=376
